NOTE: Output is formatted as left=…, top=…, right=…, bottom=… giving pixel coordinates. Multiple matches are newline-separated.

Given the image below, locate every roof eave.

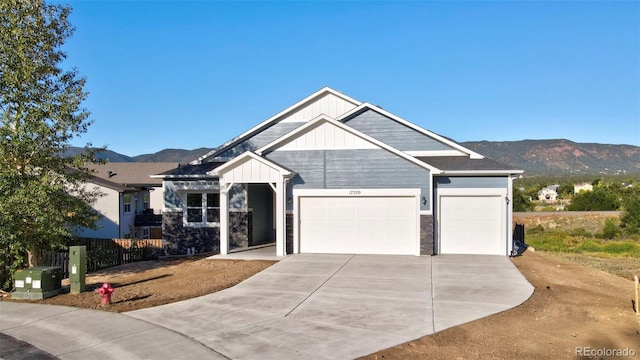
left=439, top=170, right=524, bottom=176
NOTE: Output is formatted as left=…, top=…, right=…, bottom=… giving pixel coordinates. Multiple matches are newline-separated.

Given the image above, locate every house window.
left=123, top=194, right=132, bottom=214
left=185, top=193, right=220, bottom=225
left=206, top=193, right=220, bottom=222
left=186, top=193, right=203, bottom=222
left=142, top=193, right=150, bottom=210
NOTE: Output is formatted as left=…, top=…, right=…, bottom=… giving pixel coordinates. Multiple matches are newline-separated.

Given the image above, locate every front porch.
left=214, top=152, right=295, bottom=257
left=207, top=244, right=285, bottom=261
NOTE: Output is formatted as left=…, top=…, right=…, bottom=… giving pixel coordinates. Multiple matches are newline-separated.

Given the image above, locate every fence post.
left=635, top=275, right=639, bottom=315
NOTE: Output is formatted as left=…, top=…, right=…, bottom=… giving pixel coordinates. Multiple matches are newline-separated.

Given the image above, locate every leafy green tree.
left=620, top=190, right=640, bottom=234
left=557, top=183, right=574, bottom=198
left=1, top=0, right=102, bottom=289
left=512, top=187, right=534, bottom=212
left=567, top=188, right=620, bottom=211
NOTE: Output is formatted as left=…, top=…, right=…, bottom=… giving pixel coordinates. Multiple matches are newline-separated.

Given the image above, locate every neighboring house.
left=74, top=162, right=178, bottom=239
left=538, top=185, right=559, bottom=202
left=154, top=87, right=523, bottom=257
left=574, top=182, right=593, bottom=194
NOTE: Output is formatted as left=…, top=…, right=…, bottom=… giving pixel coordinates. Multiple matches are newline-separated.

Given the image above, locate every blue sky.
left=58, top=1, right=640, bottom=156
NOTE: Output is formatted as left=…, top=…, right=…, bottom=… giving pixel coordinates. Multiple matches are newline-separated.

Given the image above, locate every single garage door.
left=439, top=195, right=505, bottom=255
left=299, top=195, right=418, bottom=255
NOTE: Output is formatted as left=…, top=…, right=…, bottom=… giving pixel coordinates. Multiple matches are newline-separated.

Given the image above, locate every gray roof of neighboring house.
left=153, top=162, right=226, bottom=178
left=418, top=156, right=522, bottom=174
left=88, top=174, right=138, bottom=192
left=87, top=162, right=180, bottom=186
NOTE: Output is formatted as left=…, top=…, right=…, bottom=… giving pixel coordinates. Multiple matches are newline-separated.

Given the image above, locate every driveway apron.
left=126, top=254, right=533, bottom=360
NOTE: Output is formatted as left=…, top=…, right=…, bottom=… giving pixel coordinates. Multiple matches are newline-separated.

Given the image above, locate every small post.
left=635, top=275, right=639, bottom=315
left=69, top=246, right=86, bottom=294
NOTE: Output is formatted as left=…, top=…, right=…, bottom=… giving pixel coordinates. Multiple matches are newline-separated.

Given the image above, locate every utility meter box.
left=12, top=267, right=62, bottom=300
left=69, top=246, right=86, bottom=294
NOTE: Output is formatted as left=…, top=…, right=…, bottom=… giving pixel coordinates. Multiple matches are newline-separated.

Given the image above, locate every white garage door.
left=299, top=195, right=418, bottom=255
left=439, top=195, right=505, bottom=255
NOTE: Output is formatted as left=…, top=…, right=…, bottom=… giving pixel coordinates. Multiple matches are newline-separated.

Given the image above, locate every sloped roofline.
left=211, top=151, right=295, bottom=178
left=191, top=87, right=362, bottom=165
left=339, top=103, right=485, bottom=159
left=256, top=115, right=443, bottom=174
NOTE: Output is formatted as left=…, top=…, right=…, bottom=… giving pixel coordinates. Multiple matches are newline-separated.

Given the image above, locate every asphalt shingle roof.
left=154, top=162, right=226, bottom=177
left=86, top=162, right=179, bottom=185
left=417, top=156, right=521, bottom=173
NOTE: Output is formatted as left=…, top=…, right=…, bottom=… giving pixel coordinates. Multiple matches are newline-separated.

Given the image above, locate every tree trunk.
left=27, top=250, right=41, bottom=268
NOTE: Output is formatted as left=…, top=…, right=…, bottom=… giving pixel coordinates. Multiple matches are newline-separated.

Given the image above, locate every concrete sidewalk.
left=0, top=302, right=222, bottom=359
left=1, top=254, right=533, bottom=360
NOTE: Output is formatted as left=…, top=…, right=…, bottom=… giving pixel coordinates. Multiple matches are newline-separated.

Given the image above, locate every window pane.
left=187, top=208, right=203, bottom=222
left=207, top=193, right=220, bottom=207
left=124, top=194, right=131, bottom=203
left=187, top=193, right=202, bottom=207
left=206, top=208, right=220, bottom=223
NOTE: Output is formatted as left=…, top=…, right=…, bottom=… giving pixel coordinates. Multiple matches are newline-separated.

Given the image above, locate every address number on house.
left=348, top=190, right=362, bottom=195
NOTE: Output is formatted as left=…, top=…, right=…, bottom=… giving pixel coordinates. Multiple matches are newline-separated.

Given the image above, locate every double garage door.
left=298, top=192, right=419, bottom=255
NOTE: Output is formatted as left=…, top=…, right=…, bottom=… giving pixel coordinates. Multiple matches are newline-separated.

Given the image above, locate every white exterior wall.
left=149, top=186, right=164, bottom=213
left=278, top=121, right=377, bottom=151
left=280, top=93, right=358, bottom=123
left=74, top=184, right=120, bottom=239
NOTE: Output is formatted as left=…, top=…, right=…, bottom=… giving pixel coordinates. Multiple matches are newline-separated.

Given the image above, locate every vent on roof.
left=108, top=171, right=117, bottom=178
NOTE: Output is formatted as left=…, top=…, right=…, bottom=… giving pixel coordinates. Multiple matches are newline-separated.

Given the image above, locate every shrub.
left=620, top=193, right=640, bottom=234
left=597, top=218, right=620, bottom=239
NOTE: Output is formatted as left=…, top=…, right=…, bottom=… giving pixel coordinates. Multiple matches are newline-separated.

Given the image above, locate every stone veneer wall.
left=286, top=214, right=293, bottom=254
left=420, top=214, right=434, bottom=255
left=163, top=211, right=219, bottom=255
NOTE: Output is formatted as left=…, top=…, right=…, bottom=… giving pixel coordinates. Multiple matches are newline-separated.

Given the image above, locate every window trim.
left=183, top=191, right=221, bottom=227
left=123, top=193, right=132, bottom=214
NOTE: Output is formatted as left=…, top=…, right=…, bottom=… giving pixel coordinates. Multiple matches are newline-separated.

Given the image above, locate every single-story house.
left=74, top=162, right=178, bottom=239
left=154, top=87, right=522, bottom=256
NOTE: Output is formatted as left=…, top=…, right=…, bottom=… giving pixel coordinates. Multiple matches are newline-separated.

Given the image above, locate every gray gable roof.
left=87, top=162, right=179, bottom=186
left=418, top=156, right=522, bottom=174
left=154, top=162, right=225, bottom=178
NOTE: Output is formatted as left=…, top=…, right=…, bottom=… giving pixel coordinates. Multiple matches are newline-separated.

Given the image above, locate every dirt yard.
left=3, top=256, right=276, bottom=313
left=3, top=251, right=639, bottom=359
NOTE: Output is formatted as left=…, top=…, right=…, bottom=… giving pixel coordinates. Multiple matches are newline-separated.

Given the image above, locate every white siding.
left=278, top=121, right=377, bottom=151
left=280, top=93, right=358, bottom=123
left=222, top=157, right=282, bottom=183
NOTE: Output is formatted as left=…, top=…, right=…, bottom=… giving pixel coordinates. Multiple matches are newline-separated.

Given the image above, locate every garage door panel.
left=439, top=195, right=504, bottom=255
left=299, top=195, right=417, bottom=255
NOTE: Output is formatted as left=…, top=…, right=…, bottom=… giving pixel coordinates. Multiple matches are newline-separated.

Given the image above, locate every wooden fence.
left=38, top=237, right=164, bottom=278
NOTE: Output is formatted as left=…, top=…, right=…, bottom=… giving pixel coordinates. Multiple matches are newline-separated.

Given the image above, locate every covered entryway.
left=294, top=189, right=421, bottom=255
left=213, top=152, right=295, bottom=256
left=437, top=189, right=507, bottom=255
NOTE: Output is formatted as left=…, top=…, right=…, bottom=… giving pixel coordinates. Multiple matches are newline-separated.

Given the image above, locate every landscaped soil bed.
left=364, top=251, right=640, bottom=359
left=2, top=256, right=276, bottom=313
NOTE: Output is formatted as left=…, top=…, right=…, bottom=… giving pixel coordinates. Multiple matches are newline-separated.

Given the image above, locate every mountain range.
left=70, top=139, right=640, bottom=176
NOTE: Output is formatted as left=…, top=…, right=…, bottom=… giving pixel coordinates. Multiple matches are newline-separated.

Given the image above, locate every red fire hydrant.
left=97, top=282, right=114, bottom=305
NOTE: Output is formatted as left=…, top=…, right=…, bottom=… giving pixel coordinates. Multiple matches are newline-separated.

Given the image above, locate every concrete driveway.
left=126, top=254, right=533, bottom=359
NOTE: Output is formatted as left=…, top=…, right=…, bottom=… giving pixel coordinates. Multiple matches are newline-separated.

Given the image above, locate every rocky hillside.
left=461, top=139, right=640, bottom=175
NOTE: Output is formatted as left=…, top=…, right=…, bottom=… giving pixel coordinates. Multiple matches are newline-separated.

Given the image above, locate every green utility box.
left=69, top=246, right=86, bottom=294
left=12, top=267, right=62, bottom=300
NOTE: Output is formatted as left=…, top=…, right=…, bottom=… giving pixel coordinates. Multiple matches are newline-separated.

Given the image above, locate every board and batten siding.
left=266, top=149, right=431, bottom=211
left=343, top=109, right=459, bottom=153
left=280, top=92, right=358, bottom=123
